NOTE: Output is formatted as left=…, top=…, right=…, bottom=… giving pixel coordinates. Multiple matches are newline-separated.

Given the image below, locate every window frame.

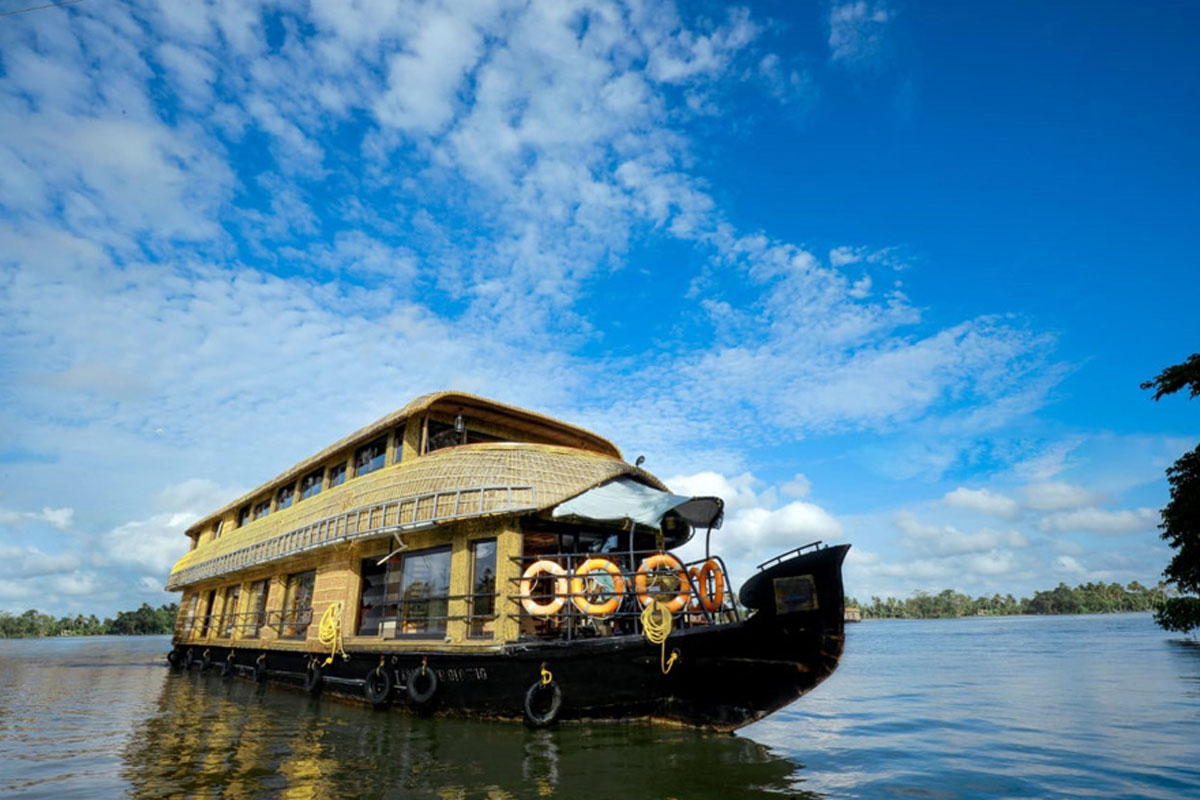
left=354, top=437, right=387, bottom=477
left=388, top=545, right=453, bottom=639
left=281, top=570, right=316, bottom=639
left=468, top=538, right=498, bottom=638
left=299, top=467, right=324, bottom=500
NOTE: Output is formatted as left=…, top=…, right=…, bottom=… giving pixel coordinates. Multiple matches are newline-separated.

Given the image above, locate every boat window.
left=219, top=584, right=240, bottom=638
left=355, top=438, right=387, bottom=477
left=358, top=558, right=388, bottom=636
left=386, top=546, right=451, bottom=637
left=253, top=499, right=270, bottom=520
left=281, top=570, right=315, bottom=639
left=299, top=468, right=324, bottom=500
left=329, top=462, right=347, bottom=488
left=212, top=519, right=223, bottom=540
left=198, top=590, right=216, bottom=637
left=246, top=579, right=269, bottom=638
left=468, top=539, right=497, bottom=638
left=425, top=417, right=504, bottom=454
left=188, top=534, right=199, bottom=552
left=238, top=505, right=251, bottom=527
left=276, top=483, right=294, bottom=510
left=425, top=419, right=459, bottom=453
left=184, top=593, right=199, bottom=637
left=392, top=427, right=406, bottom=464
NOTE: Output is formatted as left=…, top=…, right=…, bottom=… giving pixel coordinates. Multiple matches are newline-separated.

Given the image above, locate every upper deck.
left=168, top=393, right=653, bottom=591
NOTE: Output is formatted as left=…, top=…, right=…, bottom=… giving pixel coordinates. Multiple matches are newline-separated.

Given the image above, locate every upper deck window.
left=212, top=519, right=223, bottom=540
left=253, top=500, right=270, bottom=520
left=329, top=462, right=347, bottom=488
left=355, top=438, right=386, bottom=477
left=299, top=468, right=324, bottom=500
left=238, top=505, right=251, bottom=527
left=425, top=416, right=504, bottom=454
left=276, top=484, right=294, bottom=510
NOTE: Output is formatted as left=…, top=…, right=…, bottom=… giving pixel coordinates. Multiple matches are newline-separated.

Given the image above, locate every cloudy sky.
left=1, top=0, right=1197, bottom=616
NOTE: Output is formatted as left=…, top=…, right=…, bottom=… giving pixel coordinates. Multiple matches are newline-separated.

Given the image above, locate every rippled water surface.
left=1, top=614, right=1197, bottom=799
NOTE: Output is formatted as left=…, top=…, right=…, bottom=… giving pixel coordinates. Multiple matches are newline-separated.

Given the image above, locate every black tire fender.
left=363, top=665, right=392, bottom=704
left=406, top=666, right=438, bottom=705
left=166, top=649, right=181, bottom=669
left=524, top=680, right=563, bottom=727
left=220, top=652, right=235, bottom=678
left=253, top=656, right=268, bottom=683
left=199, top=649, right=212, bottom=671
left=304, top=661, right=323, bottom=694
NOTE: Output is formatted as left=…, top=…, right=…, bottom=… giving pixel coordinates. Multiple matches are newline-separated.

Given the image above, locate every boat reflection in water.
left=122, top=668, right=818, bottom=799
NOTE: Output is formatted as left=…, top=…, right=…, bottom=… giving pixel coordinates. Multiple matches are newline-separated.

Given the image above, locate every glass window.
left=388, top=546, right=451, bottom=637
left=393, top=427, right=406, bottom=464
left=198, top=590, right=216, bottom=637
left=469, top=539, right=497, bottom=638
left=281, top=570, right=316, bottom=639
left=299, top=468, right=324, bottom=500
left=276, top=484, right=294, bottom=510
left=246, top=580, right=269, bottom=638
left=253, top=499, right=270, bottom=520
left=220, top=584, right=241, bottom=638
left=355, top=438, right=387, bottom=477
left=358, top=558, right=388, bottom=636
left=213, top=519, right=223, bottom=540
left=184, top=593, right=199, bottom=636
left=425, top=419, right=459, bottom=453
left=238, top=505, right=251, bottom=527
left=329, top=462, right=347, bottom=488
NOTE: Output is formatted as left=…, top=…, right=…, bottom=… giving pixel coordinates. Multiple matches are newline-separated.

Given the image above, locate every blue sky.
left=1, top=0, right=1197, bottom=616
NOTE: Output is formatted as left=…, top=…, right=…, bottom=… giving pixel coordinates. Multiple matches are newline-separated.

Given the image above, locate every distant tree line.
left=0, top=603, right=178, bottom=638
left=847, top=582, right=1167, bottom=620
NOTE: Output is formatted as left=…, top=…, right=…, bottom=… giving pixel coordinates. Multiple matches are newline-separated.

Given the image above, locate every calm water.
left=1, top=614, right=1197, bottom=799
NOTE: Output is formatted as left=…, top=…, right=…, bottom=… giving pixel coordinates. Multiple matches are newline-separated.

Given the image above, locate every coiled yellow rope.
left=318, top=601, right=349, bottom=667
left=641, top=598, right=679, bottom=674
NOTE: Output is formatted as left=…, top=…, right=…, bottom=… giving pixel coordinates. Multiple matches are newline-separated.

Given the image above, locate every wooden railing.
left=167, top=485, right=536, bottom=589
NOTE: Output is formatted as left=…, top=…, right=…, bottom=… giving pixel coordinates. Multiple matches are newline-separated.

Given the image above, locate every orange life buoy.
left=570, top=558, right=626, bottom=617
left=697, top=559, right=726, bottom=612
left=520, top=560, right=568, bottom=616
left=635, top=553, right=691, bottom=613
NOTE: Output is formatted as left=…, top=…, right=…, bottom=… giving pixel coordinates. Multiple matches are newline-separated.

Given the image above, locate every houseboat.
left=165, top=393, right=849, bottom=730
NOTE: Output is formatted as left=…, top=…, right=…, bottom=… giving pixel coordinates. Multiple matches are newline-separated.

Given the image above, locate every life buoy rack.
left=697, top=559, right=726, bottom=612
left=570, top=558, right=626, bottom=617
left=520, top=560, right=568, bottom=616
left=634, top=553, right=691, bottom=613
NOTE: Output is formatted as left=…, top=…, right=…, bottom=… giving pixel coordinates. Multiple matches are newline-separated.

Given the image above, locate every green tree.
left=1143, top=354, right=1200, bottom=635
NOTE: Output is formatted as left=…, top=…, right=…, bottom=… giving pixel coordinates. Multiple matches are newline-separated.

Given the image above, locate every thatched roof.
left=184, top=392, right=623, bottom=538
left=168, top=442, right=664, bottom=588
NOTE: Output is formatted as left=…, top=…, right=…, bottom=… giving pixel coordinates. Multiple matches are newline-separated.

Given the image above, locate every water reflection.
left=122, top=669, right=815, bottom=799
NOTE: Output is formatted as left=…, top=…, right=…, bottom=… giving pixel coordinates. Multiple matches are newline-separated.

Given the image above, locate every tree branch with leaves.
left=1143, top=354, right=1200, bottom=635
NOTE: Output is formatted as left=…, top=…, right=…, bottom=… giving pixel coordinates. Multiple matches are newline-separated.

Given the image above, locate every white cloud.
left=941, top=487, right=1019, bottom=519
left=781, top=473, right=812, bottom=498
left=828, top=2, right=892, bottom=67
left=896, top=511, right=1028, bottom=556
left=1021, top=481, right=1103, bottom=512
left=0, top=506, right=75, bottom=531
left=1038, top=507, right=1159, bottom=536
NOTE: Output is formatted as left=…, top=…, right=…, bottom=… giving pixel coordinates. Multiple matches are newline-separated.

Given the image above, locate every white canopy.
left=551, top=476, right=723, bottom=529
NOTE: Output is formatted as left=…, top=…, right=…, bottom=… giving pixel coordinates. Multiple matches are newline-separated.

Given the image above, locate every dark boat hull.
left=168, top=544, right=849, bottom=731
